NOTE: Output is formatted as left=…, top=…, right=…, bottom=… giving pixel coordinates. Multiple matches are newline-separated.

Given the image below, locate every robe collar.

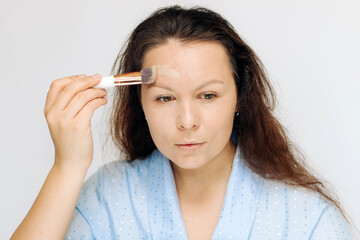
left=147, top=147, right=264, bottom=239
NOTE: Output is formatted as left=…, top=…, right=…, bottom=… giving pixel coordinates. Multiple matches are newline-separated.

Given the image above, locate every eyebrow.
left=148, top=79, right=224, bottom=91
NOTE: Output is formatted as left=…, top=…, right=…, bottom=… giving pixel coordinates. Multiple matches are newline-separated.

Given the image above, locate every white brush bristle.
left=140, top=66, right=156, bottom=84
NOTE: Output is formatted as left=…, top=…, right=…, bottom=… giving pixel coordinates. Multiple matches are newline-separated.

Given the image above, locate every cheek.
left=143, top=107, right=174, bottom=142
left=208, top=95, right=237, bottom=122
left=205, top=99, right=237, bottom=138
left=207, top=107, right=235, bottom=133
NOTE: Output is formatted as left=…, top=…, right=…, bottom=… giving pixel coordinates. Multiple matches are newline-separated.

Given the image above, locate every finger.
left=75, top=97, right=108, bottom=122
left=53, top=74, right=102, bottom=111
left=45, top=74, right=87, bottom=113
left=64, top=88, right=107, bottom=118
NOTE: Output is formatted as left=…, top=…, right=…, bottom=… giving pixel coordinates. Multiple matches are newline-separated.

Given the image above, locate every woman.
left=12, top=5, right=354, bottom=239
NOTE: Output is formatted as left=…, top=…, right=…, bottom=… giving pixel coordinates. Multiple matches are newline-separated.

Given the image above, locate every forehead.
left=141, top=40, right=237, bottom=95
left=142, top=40, right=233, bottom=78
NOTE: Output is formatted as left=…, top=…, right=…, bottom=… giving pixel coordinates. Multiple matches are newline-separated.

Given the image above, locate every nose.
left=176, top=101, right=199, bottom=130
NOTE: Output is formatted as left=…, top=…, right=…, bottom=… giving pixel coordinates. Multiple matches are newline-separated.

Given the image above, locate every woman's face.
left=141, top=40, right=237, bottom=169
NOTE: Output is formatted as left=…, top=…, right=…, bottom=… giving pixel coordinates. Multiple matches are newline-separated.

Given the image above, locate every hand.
left=44, top=74, right=107, bottom=172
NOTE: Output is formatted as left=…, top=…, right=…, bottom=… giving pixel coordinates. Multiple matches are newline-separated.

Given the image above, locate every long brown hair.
left=110, top=5, right=349, bottom=223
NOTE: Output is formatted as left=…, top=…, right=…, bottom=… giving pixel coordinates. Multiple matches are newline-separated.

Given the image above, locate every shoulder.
left=69, top=150, right=164, bottom=238
left=78, top=149, right=163, bottom=201
left=256, top=179, right=354, bottom=239
left=310, top=203, right=354, bottom=239
left=260, top=178, right=329, bottom=214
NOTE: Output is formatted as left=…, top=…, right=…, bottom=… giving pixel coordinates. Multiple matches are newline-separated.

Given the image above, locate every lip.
left=175, top=142, right=204, bottom=151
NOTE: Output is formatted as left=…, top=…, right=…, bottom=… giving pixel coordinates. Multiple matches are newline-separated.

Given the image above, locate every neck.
left=171, top=142, right=236, bottom=198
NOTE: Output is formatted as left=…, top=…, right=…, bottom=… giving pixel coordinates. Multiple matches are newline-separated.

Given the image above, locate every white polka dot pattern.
left=65, top=147, right=354, bottom=239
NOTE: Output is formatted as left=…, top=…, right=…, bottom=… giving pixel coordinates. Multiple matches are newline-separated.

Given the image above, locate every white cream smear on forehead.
left=154, top=65, right=181, bottom=81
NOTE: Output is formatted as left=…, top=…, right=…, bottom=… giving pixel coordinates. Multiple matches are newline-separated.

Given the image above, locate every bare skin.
left=11, top=74, right=107, bottom=240
left=141, top=40, right=238, bottom=239
left=173, top=143, right=235, bottom=240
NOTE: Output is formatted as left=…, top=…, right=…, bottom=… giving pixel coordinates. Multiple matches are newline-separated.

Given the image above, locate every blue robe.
left=65, top=147, right=354, bottom=239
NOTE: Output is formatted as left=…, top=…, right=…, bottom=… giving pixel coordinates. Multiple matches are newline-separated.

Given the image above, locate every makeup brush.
left=94, top=66, right=157, bottom=89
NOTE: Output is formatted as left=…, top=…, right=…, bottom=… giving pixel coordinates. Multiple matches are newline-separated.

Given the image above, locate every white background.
left=1, top=0, right=359, bottom=238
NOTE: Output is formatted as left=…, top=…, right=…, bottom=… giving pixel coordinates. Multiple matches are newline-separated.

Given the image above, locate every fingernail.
left=92, top=74, right=100, bottom=78
left=78, top=74, right=87, bottom=78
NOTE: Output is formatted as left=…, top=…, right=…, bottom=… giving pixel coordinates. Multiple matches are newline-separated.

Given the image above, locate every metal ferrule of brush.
left=114, top=76, right=142, bottom=86
left=93, top=66, right=155, bottom=89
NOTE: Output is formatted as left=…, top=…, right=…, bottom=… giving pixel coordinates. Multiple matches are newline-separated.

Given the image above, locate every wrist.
left=52, top=158, right=90, bottom=177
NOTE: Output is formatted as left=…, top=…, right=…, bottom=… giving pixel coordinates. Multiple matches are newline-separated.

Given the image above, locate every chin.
left=170, top=155, right=207, bottom=170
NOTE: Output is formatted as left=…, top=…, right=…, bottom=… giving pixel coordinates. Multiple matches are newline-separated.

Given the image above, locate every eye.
left=200, top=93, right=216, bottom=100
left=157, top=96, right=174, bottom=102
